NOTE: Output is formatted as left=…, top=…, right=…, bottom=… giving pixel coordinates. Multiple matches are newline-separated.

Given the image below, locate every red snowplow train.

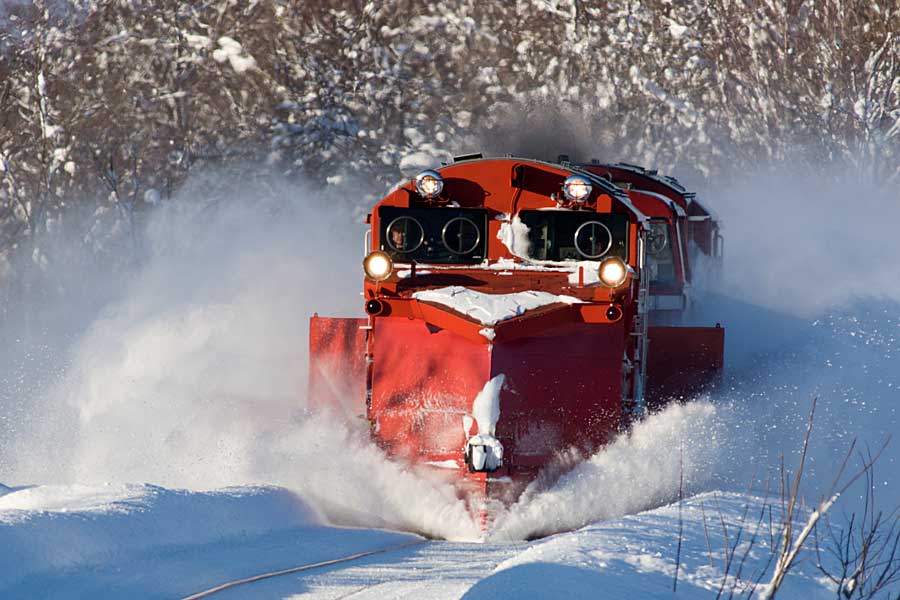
left=309, top=155, right=724, bottom=514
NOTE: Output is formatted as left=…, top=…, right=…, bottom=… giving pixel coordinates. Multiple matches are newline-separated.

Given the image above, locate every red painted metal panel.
left=308, top=316, right=368, bottom=417
left=369, top=310, right=627, bottom=504
left=491, top=321, right=627, bottom=463
left=371, top=317, right=491, bottom=462
left=646, top=325, right=725, bottom=408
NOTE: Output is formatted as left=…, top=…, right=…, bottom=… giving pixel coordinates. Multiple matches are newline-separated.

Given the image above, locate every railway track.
left=180, top=540, right=428, bottom=600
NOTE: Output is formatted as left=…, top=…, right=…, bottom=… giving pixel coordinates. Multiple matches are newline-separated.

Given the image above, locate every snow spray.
left=492, top=165, right=900, bottom=540
left=3, top=162, right=899, bottom=542
left=0, top=175, right=479, bottom=540
left=491, top=400, right=726, bottom=540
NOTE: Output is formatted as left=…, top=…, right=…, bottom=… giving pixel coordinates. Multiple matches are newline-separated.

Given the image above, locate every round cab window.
left=573, top=221, right=613, bottom=259
left=647, top=222, right=669, bottom=256
left=442, top=217, right=481, bottom=255
left=385, top=216, right=425, bottom=253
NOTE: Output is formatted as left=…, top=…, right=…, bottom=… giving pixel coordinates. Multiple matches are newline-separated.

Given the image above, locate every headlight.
left=415, top=170, right=444, bottom=199
left=363, top=251, right=393, bottom=282
left=598, top=256, right=628, bottom=287
left=562, top=175, right=592, bottom=203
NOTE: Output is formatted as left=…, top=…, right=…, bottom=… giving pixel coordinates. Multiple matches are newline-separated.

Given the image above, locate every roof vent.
left=453, top=152, right=483, bottom=162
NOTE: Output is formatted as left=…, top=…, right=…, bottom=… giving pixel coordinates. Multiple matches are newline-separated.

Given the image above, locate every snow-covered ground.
left=0, top=483, right=836, bottom=599
left=0, top=484, right=416, bottom=598
left=2, top=173, right=899, bottom=597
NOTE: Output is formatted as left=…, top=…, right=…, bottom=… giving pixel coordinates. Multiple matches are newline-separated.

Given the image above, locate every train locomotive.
left=309, top=154, right=724, bottom=514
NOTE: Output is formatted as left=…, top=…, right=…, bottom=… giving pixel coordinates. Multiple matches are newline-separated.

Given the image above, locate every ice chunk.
left=212, top=36, right=256, bottom=73
left=425, top=460, right=459, bottom=470
left=472, top=374, right=505, bottom=436
left=496, top=214, right=531, bottom=258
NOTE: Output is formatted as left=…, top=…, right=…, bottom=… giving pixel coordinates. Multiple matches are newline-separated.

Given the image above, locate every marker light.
left=415, top=170, right=444, bottom=199
left=598, top=256, right=628, bottom=288
left=363, top=250, right=393, bottom=282
left=562, top=175, right=592, bottom=203
left=365, top=299, right=386, bottom=315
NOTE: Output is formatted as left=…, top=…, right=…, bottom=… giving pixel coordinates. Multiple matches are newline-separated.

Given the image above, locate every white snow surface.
left=566, top=260, right=603, bottom=285
left=0, top=483, right=416, bottom=598
left=396, top=268, right=433, bottom=279
left=3, top=174, right=900, bottom=597
left=0, top=482, right=834, bottom=599
left=412, top=286, right=583, bottom=326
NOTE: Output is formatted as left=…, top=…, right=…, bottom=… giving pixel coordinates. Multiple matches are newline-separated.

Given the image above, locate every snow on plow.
left=309, top=156, right=724, bottom=517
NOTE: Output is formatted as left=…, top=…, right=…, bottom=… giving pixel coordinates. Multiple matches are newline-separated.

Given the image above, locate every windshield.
left=518, top=210, right=629, bottom=262
left=378, top=206, right=487, bottom=264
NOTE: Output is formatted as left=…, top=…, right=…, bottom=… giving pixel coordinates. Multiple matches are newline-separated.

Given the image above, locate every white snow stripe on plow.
left=180, top=540, right=427, bottom=600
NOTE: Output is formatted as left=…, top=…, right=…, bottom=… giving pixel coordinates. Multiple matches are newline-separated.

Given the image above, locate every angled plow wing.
left=308, top=316, right=368, bottom=417
left=646, top=325, right=725, bottom=408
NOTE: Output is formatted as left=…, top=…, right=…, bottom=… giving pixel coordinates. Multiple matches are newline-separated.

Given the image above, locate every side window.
left=646, top=220, right=676, bottom=283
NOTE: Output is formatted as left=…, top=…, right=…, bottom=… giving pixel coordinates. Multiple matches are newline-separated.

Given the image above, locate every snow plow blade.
left=308, top=316, right=367, bottom=417
left=367, top=301, right=628, bottom=506
left=646, top=325, right=724, bottom=407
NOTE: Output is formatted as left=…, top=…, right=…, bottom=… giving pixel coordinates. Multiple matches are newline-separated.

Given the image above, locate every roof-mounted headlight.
left=598, top=256, right=628, bottom=288
left=415, top=170, right=444, bottom=199
left=363, top=250, right=393, bottom=282
left=562, top=175, right=592, bottom=203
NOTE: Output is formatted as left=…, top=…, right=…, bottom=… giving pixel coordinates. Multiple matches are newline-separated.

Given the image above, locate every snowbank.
left=466, top=493, right=828, bottom=599
left=412, top=286, right=582, bottom=326
left=0, top=485, right=314, bottom=587
left=293, top=493, right=833, bottom=599
left=0, top=483, right=416, bottom=598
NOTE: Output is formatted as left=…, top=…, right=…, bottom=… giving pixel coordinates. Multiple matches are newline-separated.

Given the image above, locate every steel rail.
left=180, top=540, right=426, bottom=600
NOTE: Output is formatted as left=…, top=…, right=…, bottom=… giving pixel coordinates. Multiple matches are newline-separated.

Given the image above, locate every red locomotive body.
left=309, top=155, right=724, bottom=513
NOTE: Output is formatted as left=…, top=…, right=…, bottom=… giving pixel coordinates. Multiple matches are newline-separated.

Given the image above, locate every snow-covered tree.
left=1, top=0, right=898, bottom=278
